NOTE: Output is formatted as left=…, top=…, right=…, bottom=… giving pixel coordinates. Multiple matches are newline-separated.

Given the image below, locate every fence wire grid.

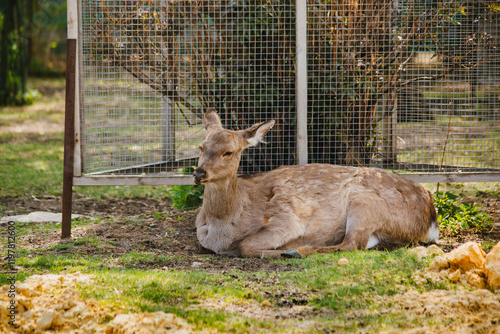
left=79, top=0, right=500, bottom=179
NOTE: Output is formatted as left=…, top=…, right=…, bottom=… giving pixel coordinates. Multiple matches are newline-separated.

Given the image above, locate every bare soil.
left=1, top=195, right=300, bottom=273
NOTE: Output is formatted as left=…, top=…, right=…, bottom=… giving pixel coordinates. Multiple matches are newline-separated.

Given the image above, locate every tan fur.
left=194, top=109, right=439, bottom=258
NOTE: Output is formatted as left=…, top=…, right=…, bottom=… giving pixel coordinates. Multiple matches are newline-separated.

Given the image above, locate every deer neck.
left=203, top=175, right=241, bottom=220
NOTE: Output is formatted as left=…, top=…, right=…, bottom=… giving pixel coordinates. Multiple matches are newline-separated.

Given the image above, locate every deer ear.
left=204, top=108, right=223, bottom=134
left=243, top=120, right=275, bottom=147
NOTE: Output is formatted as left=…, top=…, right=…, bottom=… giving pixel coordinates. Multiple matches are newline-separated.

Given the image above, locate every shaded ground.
left=1, top=195, right=301, bottom=273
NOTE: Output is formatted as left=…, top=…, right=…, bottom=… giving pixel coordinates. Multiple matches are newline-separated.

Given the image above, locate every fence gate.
left=63, top=0, right=500, bottom=236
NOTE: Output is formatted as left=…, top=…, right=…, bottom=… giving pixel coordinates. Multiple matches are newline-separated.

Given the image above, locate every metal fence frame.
left=62, top=0, right=500, bottom=237
left=67, top=0, right=500, bottom=185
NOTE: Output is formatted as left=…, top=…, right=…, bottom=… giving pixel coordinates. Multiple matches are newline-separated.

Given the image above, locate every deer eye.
left=199, top=146, right=204, bottom=152
left=223, top=151, right=233, bottom=157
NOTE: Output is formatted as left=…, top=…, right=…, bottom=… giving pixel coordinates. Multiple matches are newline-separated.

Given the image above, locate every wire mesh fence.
left=78, top=0, right=500, bottom=180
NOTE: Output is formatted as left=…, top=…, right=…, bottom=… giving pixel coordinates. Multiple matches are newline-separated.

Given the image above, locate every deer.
left=193, top=108, right=439, bottom=258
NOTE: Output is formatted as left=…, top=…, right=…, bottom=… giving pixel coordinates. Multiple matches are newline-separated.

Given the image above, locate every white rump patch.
left=366, top=234, right=380, bottom=249
left=422, top=223, right=439, bottom=243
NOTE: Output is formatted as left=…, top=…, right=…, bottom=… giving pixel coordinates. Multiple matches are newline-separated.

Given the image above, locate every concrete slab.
left=0, top=211, right=82, bottom=224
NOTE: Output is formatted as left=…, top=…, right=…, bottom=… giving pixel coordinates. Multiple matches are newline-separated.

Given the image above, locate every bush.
left=168, top=168, right=204, bottom=210
left=434, top=191, right=493, bottom=236
left=169, top=185, right=204, bottom=210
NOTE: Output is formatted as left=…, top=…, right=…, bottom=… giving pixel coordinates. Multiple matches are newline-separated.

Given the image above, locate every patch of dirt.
left=1, top=196, right=297, bottom=273
left=0, top=195, right=173, bottom=218
left=386, top=289, right=500, bottom=334
left=435, top=195, right=500, bottom=252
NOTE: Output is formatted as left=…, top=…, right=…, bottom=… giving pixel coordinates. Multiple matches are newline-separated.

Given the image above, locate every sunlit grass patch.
left=0, top=133, right=64, bottom=196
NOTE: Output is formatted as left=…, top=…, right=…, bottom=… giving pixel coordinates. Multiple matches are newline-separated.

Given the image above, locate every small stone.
left=191, top=262, right=203, bottom=268
left=262, top=300, right=272, bottom=307
left=429, top=255, right=449, bottom=271
left=448, top=269, right=461, bottom=282
left=0, top=211, right=82, bottom=223
left=338, top=258, right=349, bottom=266
left=37, top=309, right=56, bottom=330
left=52, top=313, right=65, bottom=327
left=409, top=246, right=428, bottom=259
left=17, top=295, right=32, bottom=311
left=184, top=245, right=197, bottom=251
left=426, top=244, right=444, bottom=256
left=464, top=271, right=486, bottom=289
left=16, top=283, right=31, bottom=297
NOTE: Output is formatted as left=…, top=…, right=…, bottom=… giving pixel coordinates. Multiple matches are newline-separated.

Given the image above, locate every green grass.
left=0, top=133, right=64, bottom=196
left=0, top=77, right=177, bottom=199
left=0, top=130, right=173, bottom=198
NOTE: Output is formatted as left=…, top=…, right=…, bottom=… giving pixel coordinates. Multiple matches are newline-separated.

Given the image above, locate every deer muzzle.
left=193, top=168, right=207, bottom=185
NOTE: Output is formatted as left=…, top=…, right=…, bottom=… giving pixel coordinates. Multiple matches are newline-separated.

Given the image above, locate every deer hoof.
left=281, top=250, right=302, bottom=258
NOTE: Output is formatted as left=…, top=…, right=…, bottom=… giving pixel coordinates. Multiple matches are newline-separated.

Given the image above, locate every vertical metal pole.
left=162, top=98, right=176, bottom=162
left=62, top=0, right=78, bottom=239
left=296, top=0, right=308, bottom=165
left=73, top=0, right=82, bottom=177
left=382, top=96, right=397, bottom=167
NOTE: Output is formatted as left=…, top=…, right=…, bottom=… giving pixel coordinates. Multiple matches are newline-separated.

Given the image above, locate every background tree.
left=0, top=0, right=30, bottom=106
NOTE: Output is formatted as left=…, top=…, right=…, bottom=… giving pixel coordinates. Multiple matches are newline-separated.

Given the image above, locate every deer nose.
left=193, top=168, right=206, bottom=184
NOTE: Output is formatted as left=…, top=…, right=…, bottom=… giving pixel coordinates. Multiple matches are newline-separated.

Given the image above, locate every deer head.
left=193, top=108, right=275, bottom=185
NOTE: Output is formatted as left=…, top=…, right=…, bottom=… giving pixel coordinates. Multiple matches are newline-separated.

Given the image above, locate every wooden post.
left=296, top=0, right=308, bottom=165
left=62, top=0, right=78, bottom=239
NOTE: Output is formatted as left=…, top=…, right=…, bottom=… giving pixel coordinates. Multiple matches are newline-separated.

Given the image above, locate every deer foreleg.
left=238, top=216, right=305, bottom=258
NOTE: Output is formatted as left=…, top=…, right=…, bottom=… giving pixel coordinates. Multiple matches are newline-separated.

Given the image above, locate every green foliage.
left=168, top=168, right=204, bottom=210
left=13, top=88, right=40, bottom=105
left=434, top=191, right=493, bottom=236
left=169, top=185, right=204, bottom=210
left=0, top=0, right=29, bottom=106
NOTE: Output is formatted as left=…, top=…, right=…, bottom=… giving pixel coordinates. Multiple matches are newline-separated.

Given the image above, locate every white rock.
left=0, top=211, right=82, bottom=223
left=191, top=262, right=203, bottom=268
